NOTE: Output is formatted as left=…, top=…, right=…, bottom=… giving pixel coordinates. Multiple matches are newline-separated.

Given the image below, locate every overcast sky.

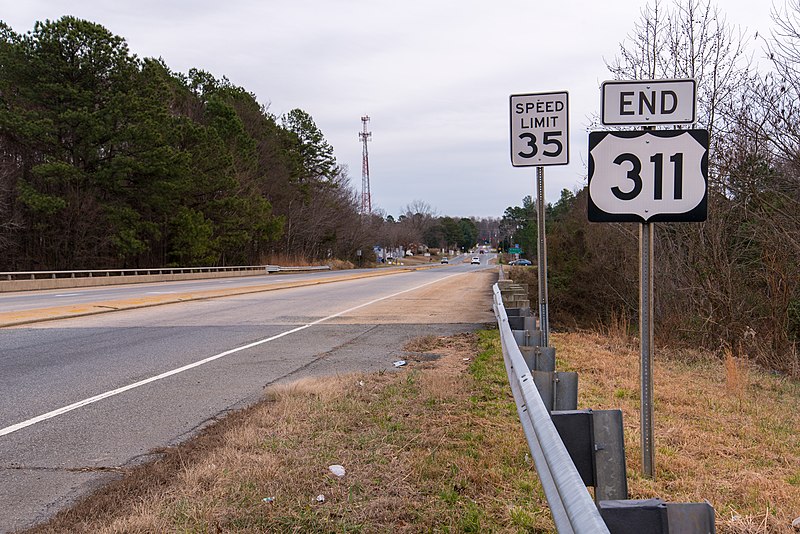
left=0, top=1, right=777, bottom=218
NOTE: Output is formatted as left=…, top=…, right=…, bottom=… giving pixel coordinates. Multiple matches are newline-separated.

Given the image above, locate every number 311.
left=612, top=152, right=684, bottom=201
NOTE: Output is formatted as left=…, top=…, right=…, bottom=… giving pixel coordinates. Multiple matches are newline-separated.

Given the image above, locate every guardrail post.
left=500, top=283, right=531, bottom=310
left=519, top=344, right=552, bottom=371
left=597, top=499, right=716, bottom=534
left=518, top=344, right=550, bottom=368
left=550, top=409, right=628, bottom=501
left=533, top=371, right=578, bottom=412
left=592, top=410, right=628, bottom=502
left=508, top=314, right=536, bottom=332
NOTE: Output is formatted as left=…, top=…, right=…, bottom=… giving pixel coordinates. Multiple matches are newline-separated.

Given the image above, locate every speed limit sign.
left=510, top=91, right=569, bottom=166
left=588, top=129, right=708, bottom=222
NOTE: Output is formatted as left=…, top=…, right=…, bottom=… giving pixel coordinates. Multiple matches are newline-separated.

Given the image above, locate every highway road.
left=0, top=261, right=462, bottom=314
left=0, top=257, right=496, bottom=532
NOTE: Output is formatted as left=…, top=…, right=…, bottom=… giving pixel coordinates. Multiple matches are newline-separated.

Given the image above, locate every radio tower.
left=359, top=115, right=372, bottom=215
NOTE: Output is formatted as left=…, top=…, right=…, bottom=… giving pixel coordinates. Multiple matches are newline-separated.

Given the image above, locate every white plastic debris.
left=328, top=464, right=346, bottom=477
left=393, top=360, right=407, bottom=367
left=262, top=497, right=275, bottom=503
left=316, top=494, right=326, bottom=503
left=357, top=380, right=365, bottom=387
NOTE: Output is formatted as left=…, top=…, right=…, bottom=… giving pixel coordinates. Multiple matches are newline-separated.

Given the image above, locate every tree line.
left=0, top=17, right=499, bottom=271
left=0, top=17, right=376, bottom=270
left=502, top=0, right=800, bottom=375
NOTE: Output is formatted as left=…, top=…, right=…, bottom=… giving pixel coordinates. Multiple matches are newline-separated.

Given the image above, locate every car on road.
left=509, top=259, right=532, bottom=266
left=471, top=257, right=481, bottom=265
left=440, top=257, right=449, bottom=264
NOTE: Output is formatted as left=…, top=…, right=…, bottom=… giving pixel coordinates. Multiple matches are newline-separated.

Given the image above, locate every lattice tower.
left=359, top=115, right=372, bottom=215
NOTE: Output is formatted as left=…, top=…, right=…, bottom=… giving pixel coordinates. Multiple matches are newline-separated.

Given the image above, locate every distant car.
left=509, top=259, right=532, bottom=266
left=440, top=257, right=449, bottom=264
left=471, top=256, right=481, bottom=265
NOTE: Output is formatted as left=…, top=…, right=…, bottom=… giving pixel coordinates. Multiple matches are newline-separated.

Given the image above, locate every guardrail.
left=1, top=265, right=272, bottom=280
left=492, top=283, right=611, bottom=533
left=0, top=264, right=332, bottom=292
left=493, top=272, right=716, bottom=533
left=270, top=265, right=332, bottom=273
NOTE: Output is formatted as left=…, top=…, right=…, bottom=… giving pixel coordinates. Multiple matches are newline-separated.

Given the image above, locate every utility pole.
left=359, top=115, right=372, bottom=215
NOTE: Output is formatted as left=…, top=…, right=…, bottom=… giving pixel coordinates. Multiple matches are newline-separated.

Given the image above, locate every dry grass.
left=403, top=334, right=439, bottom=353
left=260, top=253, right=356, bottom=270
left=260, top=252, right=317, bottom=267
left=554, top=332, right=800, bottom=534
left=325, top=259, right=355, bottom=271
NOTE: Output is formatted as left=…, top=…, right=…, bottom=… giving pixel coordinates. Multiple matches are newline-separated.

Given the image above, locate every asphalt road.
left=0, top=263, right=458, bottom=314
left=0, top=258, right=496, bottom=532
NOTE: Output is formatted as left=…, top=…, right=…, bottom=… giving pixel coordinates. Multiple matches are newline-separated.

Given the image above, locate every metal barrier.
left=272, top=265, right=332, bottom=273
left=494, top=275, right=716, bottom=533
left=0, top=264, right=332, bottom=292
left=492, top=283, right=611, bottom=534
left=0, top=264, right=335, bottom=281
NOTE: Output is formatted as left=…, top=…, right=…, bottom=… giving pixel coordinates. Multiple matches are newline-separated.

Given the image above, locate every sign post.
left=510, top=91, right=569, bottom=347
left=536, top=166, right=549, bottom=346
left=640, top=221, right=655, bottom=477
left=591, top=79, right=704, bottom=479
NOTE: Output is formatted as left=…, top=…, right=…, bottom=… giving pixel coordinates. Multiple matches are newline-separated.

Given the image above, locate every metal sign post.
left=640, top=222, right=655, bottom=477
left=536, top=166, right=550, bottom=347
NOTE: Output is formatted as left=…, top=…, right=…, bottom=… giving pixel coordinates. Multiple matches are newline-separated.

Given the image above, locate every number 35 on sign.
left=510, top=91, right=569, bottom=166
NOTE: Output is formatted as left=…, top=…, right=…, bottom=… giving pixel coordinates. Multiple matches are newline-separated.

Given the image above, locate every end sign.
left=601, top=79, right=696, bottom=125
left=510, top=91, right=569, bottom=166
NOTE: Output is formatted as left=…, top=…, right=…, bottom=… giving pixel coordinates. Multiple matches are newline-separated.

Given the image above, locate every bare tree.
left=606, top=0, right=753, bottom=144
left=398, top=200, right=438, bottom=250
left=602, top=0, right=800, bottom=373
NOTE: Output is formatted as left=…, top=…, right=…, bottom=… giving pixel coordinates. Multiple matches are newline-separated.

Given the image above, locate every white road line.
left=54, top=293, right=82, bottom=298
left=0, top=272, right=464, bottom=438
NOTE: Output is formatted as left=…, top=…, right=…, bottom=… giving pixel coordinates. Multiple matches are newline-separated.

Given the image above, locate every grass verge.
left=554, top=331, right=800, bottom=533
left=28, top=330, right=552, bottom=533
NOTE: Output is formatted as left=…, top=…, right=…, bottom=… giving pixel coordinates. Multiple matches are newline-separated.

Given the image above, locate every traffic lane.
left=0, top=267, right=455, bottom=328
left=0, top=269, right=492, bottom=531
left=467, top=253, right=497, bottom=268
left=0, top=267, right=392, bottom=313
left=0, top=268, right=474, bottom=434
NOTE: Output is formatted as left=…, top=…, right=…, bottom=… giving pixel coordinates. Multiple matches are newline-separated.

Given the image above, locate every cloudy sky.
left=0, top=1, right=777, bottom=218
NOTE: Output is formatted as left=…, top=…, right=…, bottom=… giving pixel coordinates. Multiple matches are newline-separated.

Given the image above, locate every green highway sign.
left=509, top=247, right=521, bottom=253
